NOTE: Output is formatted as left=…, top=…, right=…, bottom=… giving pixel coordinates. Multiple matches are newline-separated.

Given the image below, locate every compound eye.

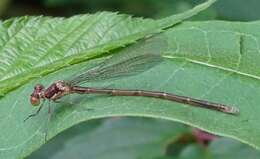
left=30, top=96, right=40, bottom=106
left=34, top=84, right=44, bottom=91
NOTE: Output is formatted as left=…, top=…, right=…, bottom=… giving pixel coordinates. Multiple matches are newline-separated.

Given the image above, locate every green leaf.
left=27, top=118, right=188, bottom=159
left=215, top=0, right=260, bottom=21
left=2, top=18, right=260, bottom=158
left=25, top=20, right=260, bottom=151
left=0, top=0, right=216, bottom=96
left=159, top=21, right=260, bottom=149
left=179, top=138, right=260, bottom=159
left=177, top=145, right=208, bottom=159
left=209, top=138, right=260, bottom=159
left=1, top=1, right=235, bottom=158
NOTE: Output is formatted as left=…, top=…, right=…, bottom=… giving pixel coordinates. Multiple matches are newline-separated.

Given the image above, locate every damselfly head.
left=30, top=84, right=44, bottom=106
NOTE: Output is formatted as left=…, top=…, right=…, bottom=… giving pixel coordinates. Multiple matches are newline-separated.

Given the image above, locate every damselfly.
left=25, top=37, right=239, bottom=122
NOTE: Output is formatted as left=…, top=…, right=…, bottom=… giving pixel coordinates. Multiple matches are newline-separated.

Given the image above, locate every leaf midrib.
left=169, top=57, right=260, bottom=81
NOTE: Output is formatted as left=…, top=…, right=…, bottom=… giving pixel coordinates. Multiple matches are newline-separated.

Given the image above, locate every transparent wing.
left=69, top=36, right=168, bottom=86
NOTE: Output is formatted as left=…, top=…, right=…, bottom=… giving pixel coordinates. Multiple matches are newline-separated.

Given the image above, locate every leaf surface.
left=0, top=0, right=217, bottom=95
left=179, top=138, right=260, bottom=159
left=8, top=1, right=260, bottom=159
left=28, top=118, right=188, bottom=159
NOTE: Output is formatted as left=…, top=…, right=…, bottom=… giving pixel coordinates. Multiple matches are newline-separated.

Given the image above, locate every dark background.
left=1, top=0, right=260, bottom=21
